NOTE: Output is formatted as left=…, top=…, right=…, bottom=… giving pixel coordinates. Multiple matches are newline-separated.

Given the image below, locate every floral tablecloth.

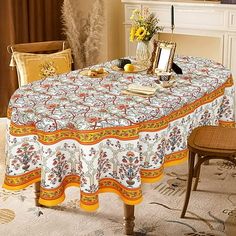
left=3, top=56, right=235, bottom=211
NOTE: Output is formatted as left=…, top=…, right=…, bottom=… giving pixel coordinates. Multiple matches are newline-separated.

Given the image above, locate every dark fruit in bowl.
left=117, top=59, right=132, bottom=69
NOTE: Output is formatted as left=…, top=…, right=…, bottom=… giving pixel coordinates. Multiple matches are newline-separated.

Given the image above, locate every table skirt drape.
left=3, top=77, right=235, bottom=211
left=3, top=56, right=235, bottom=211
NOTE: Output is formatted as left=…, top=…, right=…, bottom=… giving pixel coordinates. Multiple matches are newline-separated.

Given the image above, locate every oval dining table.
left=3, top=56, right=235, bottom=235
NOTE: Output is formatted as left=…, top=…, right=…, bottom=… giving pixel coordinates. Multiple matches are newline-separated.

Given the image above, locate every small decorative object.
left=111, top=63, right=147, bottom=73
left=136, top=41, right=150, bottom=64
left=154, top=71, right=176, bottom=88
left=161, top=80, right=175, bottom=88
left=156, top=71, right=172, bottom=81
left=148, top=40, right=176, bottom=74
left=124, top=64, right=135, bottom=72
left=171, top=5, right=175, bottom=33
left=170, top=5, right=175, bottom=42
left=116, top=58, right=132, bottom=69
left=172, top=62, right=183, bottom=74
left=79, top=67, right=108, bottom=78
left=129, top=8, right=163, bottom=64
left=87, top=70, right=98, bottom=77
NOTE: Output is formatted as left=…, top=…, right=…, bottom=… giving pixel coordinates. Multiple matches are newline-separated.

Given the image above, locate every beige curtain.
left=0, top=0, right=64, bottom=117
left=62, top=0, right=105, bottom=69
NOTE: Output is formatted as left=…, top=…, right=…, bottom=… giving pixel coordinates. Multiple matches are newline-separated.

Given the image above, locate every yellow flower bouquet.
left=130, top=9, right=163, bottom=42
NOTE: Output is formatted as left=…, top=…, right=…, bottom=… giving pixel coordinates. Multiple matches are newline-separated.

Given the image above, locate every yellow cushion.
left=13, top=49, right=72, bottom=86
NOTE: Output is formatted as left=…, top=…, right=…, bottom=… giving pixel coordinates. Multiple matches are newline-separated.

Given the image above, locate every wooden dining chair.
left=8, top=40, right=72, bottom=87
left=181, top=125, right=236, bottom=218
left=8, top=40, right=68, bottom=54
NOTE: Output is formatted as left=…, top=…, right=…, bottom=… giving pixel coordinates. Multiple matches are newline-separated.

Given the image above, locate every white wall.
left=159, top=33, right=222, bottom=63
left=79, top=1, right=220, bottom=63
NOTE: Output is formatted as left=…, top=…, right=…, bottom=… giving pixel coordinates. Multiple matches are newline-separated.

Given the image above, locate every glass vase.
left=136, top=40, right=150, bottom=64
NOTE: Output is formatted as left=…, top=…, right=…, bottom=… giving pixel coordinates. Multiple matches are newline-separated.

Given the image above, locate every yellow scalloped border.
left=3, top=149, right=189, bottom=211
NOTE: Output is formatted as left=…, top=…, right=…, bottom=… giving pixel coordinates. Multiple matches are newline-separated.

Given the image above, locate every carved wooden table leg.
left=123, top=203, right=135, bottom=235
left=34, top=181, right=41, bottom=207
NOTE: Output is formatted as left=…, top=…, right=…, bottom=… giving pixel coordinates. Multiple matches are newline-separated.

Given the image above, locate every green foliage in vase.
left=130, top=8, right=163, bottom=42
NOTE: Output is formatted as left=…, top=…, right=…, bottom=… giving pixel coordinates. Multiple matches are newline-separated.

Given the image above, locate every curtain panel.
left=0, top=0, right=64, bottom=117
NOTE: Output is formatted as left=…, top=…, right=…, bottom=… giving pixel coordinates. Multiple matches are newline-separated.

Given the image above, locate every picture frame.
left=147, top=40, right=176, bottom=74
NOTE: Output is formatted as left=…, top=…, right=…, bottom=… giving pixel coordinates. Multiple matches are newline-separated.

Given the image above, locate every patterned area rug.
left=0, top=120, right=235, bottom=236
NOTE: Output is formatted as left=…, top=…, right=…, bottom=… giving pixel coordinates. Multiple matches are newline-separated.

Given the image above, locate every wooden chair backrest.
left=8, top=40, right=68, bottom=54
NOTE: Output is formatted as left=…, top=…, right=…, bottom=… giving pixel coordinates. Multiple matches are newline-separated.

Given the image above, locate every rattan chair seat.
left=188, top=126, right=236, bottom=157
left=181, top=125, right=236, bottom=218
left=193, top=126, right=236, bottom=150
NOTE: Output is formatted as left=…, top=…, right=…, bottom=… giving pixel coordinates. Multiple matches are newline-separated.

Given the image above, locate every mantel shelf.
left=121, top=0, right=236, bottom=8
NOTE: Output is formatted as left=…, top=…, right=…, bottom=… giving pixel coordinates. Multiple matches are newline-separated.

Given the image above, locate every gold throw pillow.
left=13, top=49, right=72, bottom=86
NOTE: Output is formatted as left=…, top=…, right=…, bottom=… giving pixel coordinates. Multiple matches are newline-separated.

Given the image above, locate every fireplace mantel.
left=121, top=0, right=236, bottom=79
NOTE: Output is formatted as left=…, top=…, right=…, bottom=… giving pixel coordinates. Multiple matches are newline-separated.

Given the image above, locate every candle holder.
left=171, top=5, right=175, bottom=42
left=171, top=25, right=175, bottom=42
left=171, top=25, right=175, bottom=33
